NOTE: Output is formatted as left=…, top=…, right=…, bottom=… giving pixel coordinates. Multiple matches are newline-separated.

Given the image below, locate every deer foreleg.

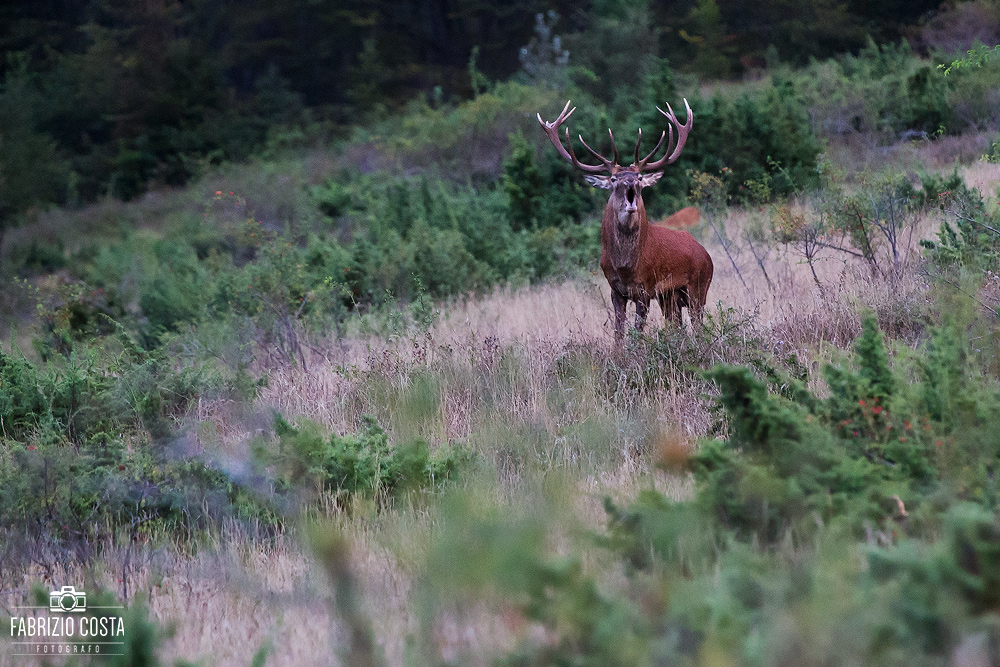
left=611, top=289, right=628, bottom=340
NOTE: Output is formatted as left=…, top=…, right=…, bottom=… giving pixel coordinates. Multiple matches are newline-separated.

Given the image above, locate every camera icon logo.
left=49, top=586, right=86, bottom=612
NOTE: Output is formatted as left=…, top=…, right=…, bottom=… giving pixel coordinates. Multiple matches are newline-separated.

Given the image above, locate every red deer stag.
left=537, top=100, right=713, bottom=339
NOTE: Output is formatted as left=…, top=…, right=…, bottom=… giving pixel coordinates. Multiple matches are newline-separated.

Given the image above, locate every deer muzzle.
left=624, top=187, right=637, bottom=213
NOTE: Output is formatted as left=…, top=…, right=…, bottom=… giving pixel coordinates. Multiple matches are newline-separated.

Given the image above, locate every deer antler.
left=635, top=99, right=693, bottom=172
left=537, top=100, right=617, bottom=173
left=633, top=127, right=666, bottom=168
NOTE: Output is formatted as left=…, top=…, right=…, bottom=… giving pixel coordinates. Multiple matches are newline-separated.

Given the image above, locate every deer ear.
left=640, top=172, right=664, bottom=187
left=584, top=174, right=612, bottom=189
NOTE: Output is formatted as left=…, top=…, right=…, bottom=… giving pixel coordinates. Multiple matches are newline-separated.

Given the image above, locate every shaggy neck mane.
left=602, top=204, right=646, bottom=271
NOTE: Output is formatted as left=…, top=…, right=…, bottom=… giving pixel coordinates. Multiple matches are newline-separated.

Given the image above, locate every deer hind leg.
left=690, top=300, right=704, bottom=325
left=657, top=290, right=682, bottom=326
left=635, top=296, right=651, bottom=332
left=689, top=280, right=710, bottom=325
left=677, top=286, right=691, bottom=324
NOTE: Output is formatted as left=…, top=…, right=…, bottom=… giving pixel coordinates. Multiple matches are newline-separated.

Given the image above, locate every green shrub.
left=502, top=130, right=600, bottom=230
left=503, top=311, right=999, bottom=664
left=356, top=80, right=560, bottom=177
left=270, top=415, right=468, bottom=506
left=685, top=312, right=1000, bottom=546
left=503, top=131, right=545, bottom=231
left=654, top=80, right=821, bottom=207
left=139, top=242, right=211, bottom=338
left=0, top=410, right=270, bottom=558
left=0, top=349, right=46, bottom=440
left=901, top=65, right=951, bottom=134
left=868, top=503, right=1000, bottom=651
left=830, top=172, right=927, bottom=276
left=425, top=497, right=653, bottom=667
left=15, top=238, right=66, bottom=275
left=920, top=188, right=998, bottom=272
left=0, top=322, right=276, bottom=560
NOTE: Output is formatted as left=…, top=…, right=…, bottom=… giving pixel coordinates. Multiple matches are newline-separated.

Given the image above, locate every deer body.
left=537, top=99, right=713, bottom=338
left=659, top=205, right=700, bottom=229
left=598, top=177, right=713, bottom=335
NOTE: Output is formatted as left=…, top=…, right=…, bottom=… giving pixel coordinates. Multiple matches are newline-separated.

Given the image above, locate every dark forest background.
left=0, top=0, right=957, bottom=207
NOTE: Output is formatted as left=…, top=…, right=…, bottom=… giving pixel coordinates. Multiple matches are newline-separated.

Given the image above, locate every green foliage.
left=653, top=80, right=821, bottom=207
left=902, top=64, right=951, bottom=134
left=791, top=39, right=1000, bottom=138
left=324, top=170, right=599, bottom=306
left=427, top=498, right=652, bottom=666
left=868, top=503, right=1000, bottom=650
left=453, top=313, right=997, bottom=664
left=854, top=312, right=896, bottom=404
left=0, top=0, right=991, bottom=213
left=25, top=176, right=588, bottom=357
left=686, top=313, right=996, bottom=547
left=940, top=43, right=1000, bottom=75
left=270, top=415, right=468, bottom=506
left=0, top=59, right=66, bottom=261
left=15, top=238, right=67, bottom=275
left=109, top=597, right=169, bottom=667
left=564, top=1, right=658, bottom=123
left=7, top=12, right=1000, bottom=664
left=503, top=132, right=545, bottom=231
left=358, top=80, right=560, bottom=178
left=905, top=167, right=974, bottom=210
left=920, top=188, right=998, bottom=272
left=0, top=348, right=46, bottom=438
left=138, top=242, right=211, bottom=338
left=828, top=171, right=947, bottom=276
left=0, top=327, right=272, bottom=557
left=687, top=0, right=731, bottom=79
left=0, top=399, right=266, bottom=556
left=496, top=555, right=647, bottom=667
left=502, top=131, right=598, bottom=231
left=696, top=366, right=847, bottom=544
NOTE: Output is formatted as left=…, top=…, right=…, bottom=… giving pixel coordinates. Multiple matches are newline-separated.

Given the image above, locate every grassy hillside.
left=4, top=44, right=1000, bottom=665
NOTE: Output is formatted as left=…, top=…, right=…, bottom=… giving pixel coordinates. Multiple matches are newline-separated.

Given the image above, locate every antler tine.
left=636, top=130, right=666, bottom=169
left=536, top=100, right=612, bottom=174
left=634, top=128, right=642, bottom=165
left=536, top=99, right=575, bottom=128
left=640, top=98, right=693, bottom=171
left=558, top=99, right=575, bottom=123
left=577, top=133, right=615, bottom=169
left=563, top=128, right=588, bottom=166
left=558, top=98, right=573, bottom=119
left=608, top=128, right=620, bottom=166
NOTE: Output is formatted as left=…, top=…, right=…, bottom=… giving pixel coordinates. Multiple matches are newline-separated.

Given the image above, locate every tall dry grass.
left=60, top=191, right=932, bottom=665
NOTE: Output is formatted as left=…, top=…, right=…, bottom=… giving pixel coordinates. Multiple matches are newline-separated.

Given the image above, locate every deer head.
left=536, top=100, right=693, bottom=230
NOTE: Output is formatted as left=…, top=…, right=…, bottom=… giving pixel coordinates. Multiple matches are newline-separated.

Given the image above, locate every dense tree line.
left=0, top=0, right=956, bottom=250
